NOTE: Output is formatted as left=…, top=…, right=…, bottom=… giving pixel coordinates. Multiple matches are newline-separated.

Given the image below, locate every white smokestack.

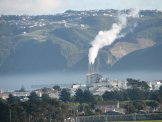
left=88, top=8, right=140, bottom=64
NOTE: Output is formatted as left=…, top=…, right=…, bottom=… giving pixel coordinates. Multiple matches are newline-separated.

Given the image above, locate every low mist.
left=0, top=71, right=162, bottom=91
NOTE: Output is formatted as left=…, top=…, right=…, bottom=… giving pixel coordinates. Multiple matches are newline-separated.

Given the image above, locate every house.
left=95, top=101, right=126, bottom=114
left=34, top=88, right=59, bottom=99
left=0, top=92, right=9, bottom=99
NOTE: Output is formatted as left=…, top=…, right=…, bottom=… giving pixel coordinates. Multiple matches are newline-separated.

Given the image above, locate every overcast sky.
left=0, top=0, right=161, bottom=15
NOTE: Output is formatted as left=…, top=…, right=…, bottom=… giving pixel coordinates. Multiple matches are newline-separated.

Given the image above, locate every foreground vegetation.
left=113, top=120, right=162, bottom=122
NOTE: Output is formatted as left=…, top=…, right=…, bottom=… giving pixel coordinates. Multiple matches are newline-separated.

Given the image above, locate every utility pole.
left=128, top=104, right=129, bottom=114
left=134, top=113, right=137, bottom=121
left=9, top=109, right=11, bottom=122
left=29, top=114, right=30, bottom=122
left=49, top=113, right=51, bottom=122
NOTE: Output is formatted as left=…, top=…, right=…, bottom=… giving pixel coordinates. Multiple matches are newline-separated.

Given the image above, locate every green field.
left=113, top=120, right=162, bottom=122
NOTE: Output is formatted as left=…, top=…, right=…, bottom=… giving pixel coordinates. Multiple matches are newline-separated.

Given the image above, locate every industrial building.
left=86, top=63, right=103, bottom=85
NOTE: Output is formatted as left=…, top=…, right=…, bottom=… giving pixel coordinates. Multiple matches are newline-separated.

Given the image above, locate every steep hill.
left=112, top=44, right=162, bottom=71
left=0, top=9, right=162, bottom=73
left=0, top=40, right=67, bottom=73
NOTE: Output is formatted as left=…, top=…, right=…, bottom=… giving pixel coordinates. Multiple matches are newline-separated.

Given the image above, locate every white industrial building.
left=85, top=63, right=128, bottom=95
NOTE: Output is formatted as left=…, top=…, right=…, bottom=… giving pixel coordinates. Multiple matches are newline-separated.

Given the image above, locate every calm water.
left=0, top=71, right=162, bottom=91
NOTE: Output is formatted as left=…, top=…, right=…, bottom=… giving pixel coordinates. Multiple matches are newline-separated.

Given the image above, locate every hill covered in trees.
left=0, top=9, right=162, bottom=73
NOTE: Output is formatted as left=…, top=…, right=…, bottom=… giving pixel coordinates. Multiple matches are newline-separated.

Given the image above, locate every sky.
left=0, top=0, right=161, bottom=15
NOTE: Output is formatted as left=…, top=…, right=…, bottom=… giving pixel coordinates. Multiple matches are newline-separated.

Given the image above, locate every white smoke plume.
left=88, top=9, right=140, bottom=64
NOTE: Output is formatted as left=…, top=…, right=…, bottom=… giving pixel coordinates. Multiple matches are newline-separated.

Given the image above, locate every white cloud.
left=0, top=0, right=63, bottom=15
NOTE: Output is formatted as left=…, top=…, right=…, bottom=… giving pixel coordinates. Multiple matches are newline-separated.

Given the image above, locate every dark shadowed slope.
left=0, top=40, right=67, bottom=73
left=112, top=44, right=162, bottom=71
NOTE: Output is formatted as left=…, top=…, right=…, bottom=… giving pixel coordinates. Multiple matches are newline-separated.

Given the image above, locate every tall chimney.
left=88, top=63, right=95, bottom=74
left=88, top=63, right=91, bottom=74
left=92, top=63, right=94, bottom=73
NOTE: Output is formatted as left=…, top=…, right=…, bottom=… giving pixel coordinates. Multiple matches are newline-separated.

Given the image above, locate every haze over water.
left=0, top=71, right=161, bottom=91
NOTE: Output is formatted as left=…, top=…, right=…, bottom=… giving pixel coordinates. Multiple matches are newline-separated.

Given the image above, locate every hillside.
left=112, top=44, right=162, bottom=71
left=0, top=40, right=67, bottom=73
left=0, top=9, right=162, bottom=73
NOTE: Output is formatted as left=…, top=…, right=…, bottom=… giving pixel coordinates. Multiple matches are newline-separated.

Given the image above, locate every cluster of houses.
left=2, top=9, right=159, bottom=33
left=0, top=88, right=59, bottom=102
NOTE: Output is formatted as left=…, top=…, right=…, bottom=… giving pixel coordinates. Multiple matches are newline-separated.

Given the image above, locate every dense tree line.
left=0, top=92, right=70, bottom=122
left=101, top=79, right=162, bottom=113
left=102, top=79, right=162, bottom=102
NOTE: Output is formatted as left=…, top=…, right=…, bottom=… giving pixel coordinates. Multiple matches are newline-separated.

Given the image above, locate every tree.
left=75, top=89, right=96, bottom=104
left=28, top=92, right=40, bottom=101
left=7, top=94, right=20, bottom=104
left=150, top=91, right=162, bottom=102
left=79, top=103, right=93, bottom=115
left=146, top=100, right=160, bottom=109
left=59, top=88, right=71, bottom=102
left=141, top=81, right=150, bottom=91
left=42, top=87, right=48, bottom=93
left=102, top=90, right=129, bottom=101
left=102, top=91, right=114, bottom=101
left=94, top=95, right=103, bottom=103
left=53, top=85, right=61, bottom=91
left=10, top=104, right=27, bottom=122
left=127, top=78, right=150, bottom=90
left=75, top=89, right=84, bottom=103
left=120, top=90, right=129, bottom=101
left=0, top=100, right=10, bottom=122
left=42, top=93, right=50, bottom=101
left=83, top=89, right=95, bottom=103
left=127, top=78, right=140, bottom=89
left=133, top=100, right=146, bottom=111
left=124, top=102, right=136, bottom=114
left=159, top=85, right=162, bottom=100
left=127, top=88, right=145, bottom=100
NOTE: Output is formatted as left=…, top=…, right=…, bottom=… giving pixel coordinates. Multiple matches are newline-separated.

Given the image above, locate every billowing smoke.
left=88, top=9, right=139, bottom=64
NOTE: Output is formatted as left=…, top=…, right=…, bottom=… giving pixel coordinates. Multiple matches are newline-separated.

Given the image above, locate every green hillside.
left=0, top=10, right=162, bottom=73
